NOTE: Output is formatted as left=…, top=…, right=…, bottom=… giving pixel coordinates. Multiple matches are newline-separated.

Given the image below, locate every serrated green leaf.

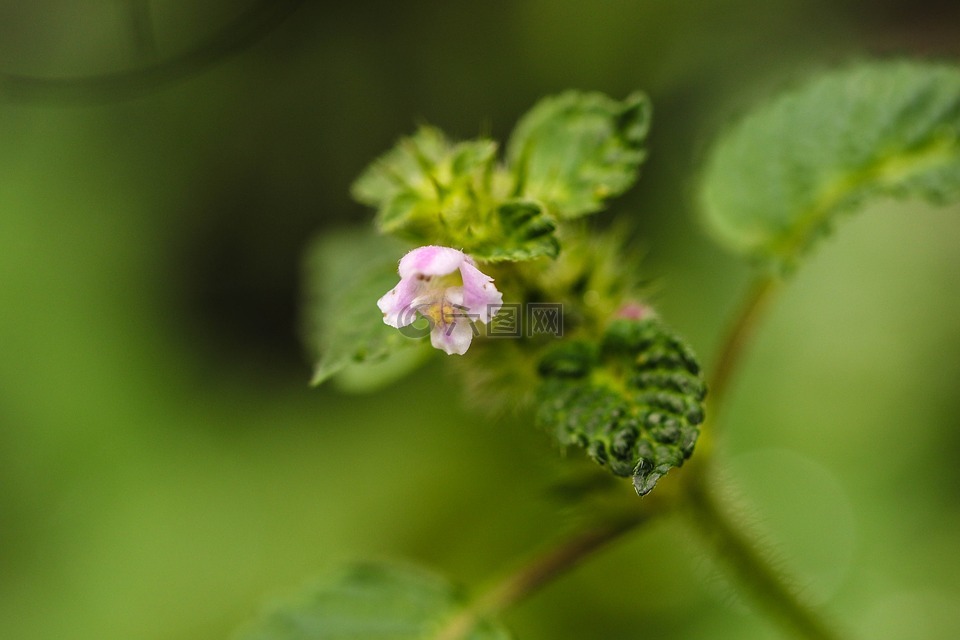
left=536, top=318, right=705, bottom=496
left=351, top=90, right=652, bottom=261
left=470, top=200, right=560, bottom=262
left=234, top=562, right=512, bottom=640
left=507, top=91, right=651, bottom=219
left=304, top=230, right=431, bottom=387
left=701, top=60, right=960, bottom=268
left=352, top=126, right=449, bottom=211
left=351, top=127, right=498, bottom=244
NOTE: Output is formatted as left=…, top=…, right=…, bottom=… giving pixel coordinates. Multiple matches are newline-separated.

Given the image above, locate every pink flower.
left=616, top=301, right=656, bottom=321
left=377, top=246, right=503, bottom=355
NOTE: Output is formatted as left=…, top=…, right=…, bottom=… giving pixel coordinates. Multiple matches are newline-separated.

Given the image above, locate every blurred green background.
left=1, top=1, right=959, bottom=638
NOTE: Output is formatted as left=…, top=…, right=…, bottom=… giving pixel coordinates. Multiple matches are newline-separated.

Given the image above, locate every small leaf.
left=352, top=126, right=449, bottom=212
left=352, top=91, right=651, bottom=260
left=352, top=127, right=498, bottom=244
left=234, top=562, right=512, bottom=640
left=536, top=318, right=705, bottom=496
left=470, top=200, right=560, bottom=262
left=507, top=91, right=651, bottom=219
left=304, top=230, right=430, bottom=387
left=701, top=60, right=960, bottom=269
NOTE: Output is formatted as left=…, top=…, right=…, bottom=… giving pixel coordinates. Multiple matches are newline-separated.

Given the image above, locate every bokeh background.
left=2, top=1, right=959, bottom=638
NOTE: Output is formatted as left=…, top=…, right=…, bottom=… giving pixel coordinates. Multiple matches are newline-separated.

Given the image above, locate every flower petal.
left=459, top=260, right=502, bottom=324
left=398, top=245, right=465, bottom=279
left=430, top=317, right=476, bottom=355
left=377, top=276, right=422, bottom=328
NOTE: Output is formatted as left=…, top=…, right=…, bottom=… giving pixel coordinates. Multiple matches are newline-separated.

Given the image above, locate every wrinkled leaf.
left=234, top=562, right=512, bottom=640
left=352, top=127, right=498, bottom=244
left=304, top=230, right=431, bottom=387
left=536, top=318, right=705, bottom=496
left=507, top=91, right=651, bottom=219
left=701, top=60, right=960, bottom=269
left=351, top=90, right=651, bottom=260
left=470, top=200, right=560, bottom=262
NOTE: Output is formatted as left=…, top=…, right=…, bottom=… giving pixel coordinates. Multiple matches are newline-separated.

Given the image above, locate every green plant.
left=237, top=60, right=960, bottom=639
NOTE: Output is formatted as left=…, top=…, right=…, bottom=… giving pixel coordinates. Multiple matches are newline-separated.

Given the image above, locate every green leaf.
left=536, top=318, right=705, bottom=496
left=470, top=200, right=560, bottom=262
left=701, top=60, right=960, bottom=268
left=351, top=91, right=653, bottom=261
left=234, top=562, right=512, bottom=640
left=304, top=230, right=431, bottom=387
left=351, top=127, right=498, bottom=244
left=507, top=91, right=651, bottom=219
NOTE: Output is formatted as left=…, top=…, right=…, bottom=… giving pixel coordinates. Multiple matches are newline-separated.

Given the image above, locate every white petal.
left=430, top=317, right=475, bottom=355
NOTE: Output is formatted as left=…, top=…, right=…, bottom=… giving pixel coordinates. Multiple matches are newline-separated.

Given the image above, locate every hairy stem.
left=686, top=270, right=845, bottom=639
left=706, top=273, right=780, bottom=425
left=432, top=509, right=655, bottom=640
left=683, top=471, right=845, bottom=640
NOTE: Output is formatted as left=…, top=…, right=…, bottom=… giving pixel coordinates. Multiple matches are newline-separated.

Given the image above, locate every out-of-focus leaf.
left=233, top=562, right=512, bottom=640
left=507, top=91, right=650, bottom=219
left=701, top=60, right=960, bottom=269
left=304, top=230, right=431, bottom=387
left=536, top=318, right=705, bottom=496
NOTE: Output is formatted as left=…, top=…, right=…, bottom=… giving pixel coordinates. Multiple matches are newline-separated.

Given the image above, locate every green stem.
left=706, top=273, right=780, bottom=423
left=684, top=471, right=845, bottom=640
left=432, top=510, right=654, bottom=640
left=684, top=271, right=845, bottom=638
